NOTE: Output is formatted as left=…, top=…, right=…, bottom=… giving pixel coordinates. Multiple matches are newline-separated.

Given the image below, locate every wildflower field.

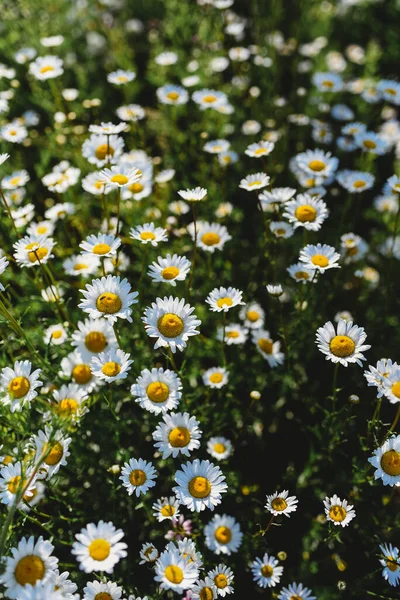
left=1, top=0, right=400, bottom=598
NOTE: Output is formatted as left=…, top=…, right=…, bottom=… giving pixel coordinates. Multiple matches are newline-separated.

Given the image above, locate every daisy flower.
left=139, top=542, right=159, bottom=564
left=382, top=366, right=400, bottom=403
left=120, top=458, right=157, bottom=497
left=116, top=104, right=145, bottom=122
left=299, top=243, right=341, bottom=272
left=287, top=262, right=315, bottom=284
left=83, top=580, right=124, bottom=600
left=79, top=275, right=138, bottom=325
left=245, top=141, right=275, bottom=158
left=294, top=149, right=339, bottom=182
left=13, top=235, right=55, bottom=268
left=148, top=253, right=191, bottom=286
left=51, top=384, right=88, bottom=422
left=178, top=187, right=207, bottom=202
left=153, top=411, right=202, bottom=459
left=90, top=348, right=133, bottom=383
left=154, top=546, right=199, bottom=593
left=155, top=50, right=178, bottom=65
left=265, top=490, right=298, bottom=517
left=0, top=536, right=58, bottom=599
left=131, top=367, right=182, bottom=414
left=379, top=543, right=400, bottom=587
left=259, top=187, right=297, bottom=210
left=251, top=553, right=283, bottom=588
left=218, top=323, right=248, bottom=345
left=340, top=233, right=368, bottom=263
left=82, top=134, right=124, bottom=168
left=0, top=462, right=37, bottom=506
left=173, top=459, right=228, bottom=512
left=100, top=165, right=141, bottom=188
left=207, top=437, right=232, bottom=461
left=45, top=202, right=75, bottom=222
left=193, top=222, right=232, bottom=253
left=80, top=233, right=121, bottom=258
left=337, top=169, right=375, bottom=193
left=88, top=122, right=128, bottom=135
left=107, top=69, right=136, bottom=85
left=252, top=330, right=284, bottom=367
left=82, top=172, right=111, bottom=195
left=63, top=254, right=100, bottom=277
left=270, top=221, right=294, bottom=239
left=60, top=351, right=98, bottom=393
left=215, top=202, right=233, bottom=218
left=152, top=496, right=181, bottom=522
left=27, top=221, right=55, bottom=238
left=157, top=84, right=189, bottom=105
left=71, top=521, right=127, bottom=573
left=34, top=426, right=72, bottom=479
left=323, top=494, right=356, bottom=527
left=72, top=317, right=117, bottom=361
left=208, top=564, right=234, bottom=597
left=192, top=89, right=228, bottom=110
left=130, top=222, right=168, bottom=246
left=29, top=55, right=63, bottom=80
left=203, top=139, right=231, bottom=154
left=204, top=514, right=243, bottom=555
left=206, top=286, right=244, bottom=312
left=283, top=193, right=329, bottom=231
left=142, top=296, right=201, bottom=353
left=316, top=319, right=370, bottom=366
left=1, top=123, right=28, bottom=143
left=203, top=367, right=229, bottom=389
left=0, top=360, right=42, bottom=412
left=191, top=577, right=217, bottom=600
left=368, top=435, right=400, bottom=487
left=239, top=302, right=265, bottom=329
left=278, top=582, right=316, bottom=600
left=2, top=169, right=30, bottom=189
left=266, top=284, right=284, bottom=297
left=239, top=172, right=270, bottom=191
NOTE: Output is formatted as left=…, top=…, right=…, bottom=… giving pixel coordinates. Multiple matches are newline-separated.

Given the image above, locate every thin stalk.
left=187, top=203, right=197, bottom=299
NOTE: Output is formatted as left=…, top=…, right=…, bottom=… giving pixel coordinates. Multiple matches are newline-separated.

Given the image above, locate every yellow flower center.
left=216, top=297, right=233, bottom=308
left=201, top=232, right=220, bottom=246
left=290, top=596, right=303, bottom=600
left=200, top=588, right=214, bottom=600
left=36, top=225, right=48, bottom=234
left=72, top=363, right=92, bottom=384
left=168, top=426, right=190, bottom=447
left=215, top=525, right=232, bottom=544
left=322, top=80, right=334, bottom=88
left=215, top=574, right=228, bottom=588
left=73, top=263, right=88, bottom=270
left=271, top=497, right=288, bottom=511
left=26, top=246, right=48, bottom=263
left=203, top=94, right=217, bottom=103
left=311, top=254, right=329, bottom=268
left=380, top=450, right=400, bottom=476
left=88, top=539, right=111, bottom=561
left=391, top=382, right=400, bottom=398
left=85, top=331, right=107, bottom=353
left=248, top=180, right=261, bottom=187
left=353, top=180, right=366, bottom=189
left=117, top=75, right=128, bottom=82
left=95, top=593, right=112, bottom=600
left=261, top=565, right=274, bottom=577
left=110, top=174, right=129, bottom=185
left=167, top=91, right=180, bottom=101
left=160, top=504, right=176, bottom=517
left=129, top=469, right=147, bottom=486
left=295, top=204, right=317, bottom=222
left=308, top=160, right=326, bottom=172
left=51, top=330, right=63, bottom=339
left=157, top=313, right=184, bottom=338
left=209, top=372, right=223, bottom=384
left=247, top=310, right=260, bottom=322
left=43, top=441, right=64, bottom=465
left=146, top=381, right=170, bottom=403
left=165, top=565, right=184, bottom=584
left=254, top=147, right=267, bottom=155
left=57, top=398, right=79, bottom=416
left=130, top=182, right=144, bottom=193
left=10, top=176, right=21, bottom=185
left=226, top=330, right=239, bottom=338
left=95, top=144, right=114, bottom=160
left=101, top=361, right=121, bottom=377
left=189, top=476, right=211, bottom=498
left=214, top=443, right=226, bottom=453
left=7, top=475, right=23, bottom=494
left=363, top=140, right=376, bottom=150
left=329, top=505, right=347, bottom=522
left=140, top=231, right=156, bottom=241
left=8, top=376, right=30, bottom=399
left=329, top=335, right=355, bottom=357
left=14, top=555, right=45, bottom=586
left=386, top=557, right=399, bottom=572
left=162, top=266, right=180, bottom=280
left=40, top=65, right=55, bottom=74
left=96, top=292, right=122, bottom=314
left=295, top=271, right=310, bottom=280
left=92, top=243, right=111, bottom=255
left=257, top=338, right=273, bottom=354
